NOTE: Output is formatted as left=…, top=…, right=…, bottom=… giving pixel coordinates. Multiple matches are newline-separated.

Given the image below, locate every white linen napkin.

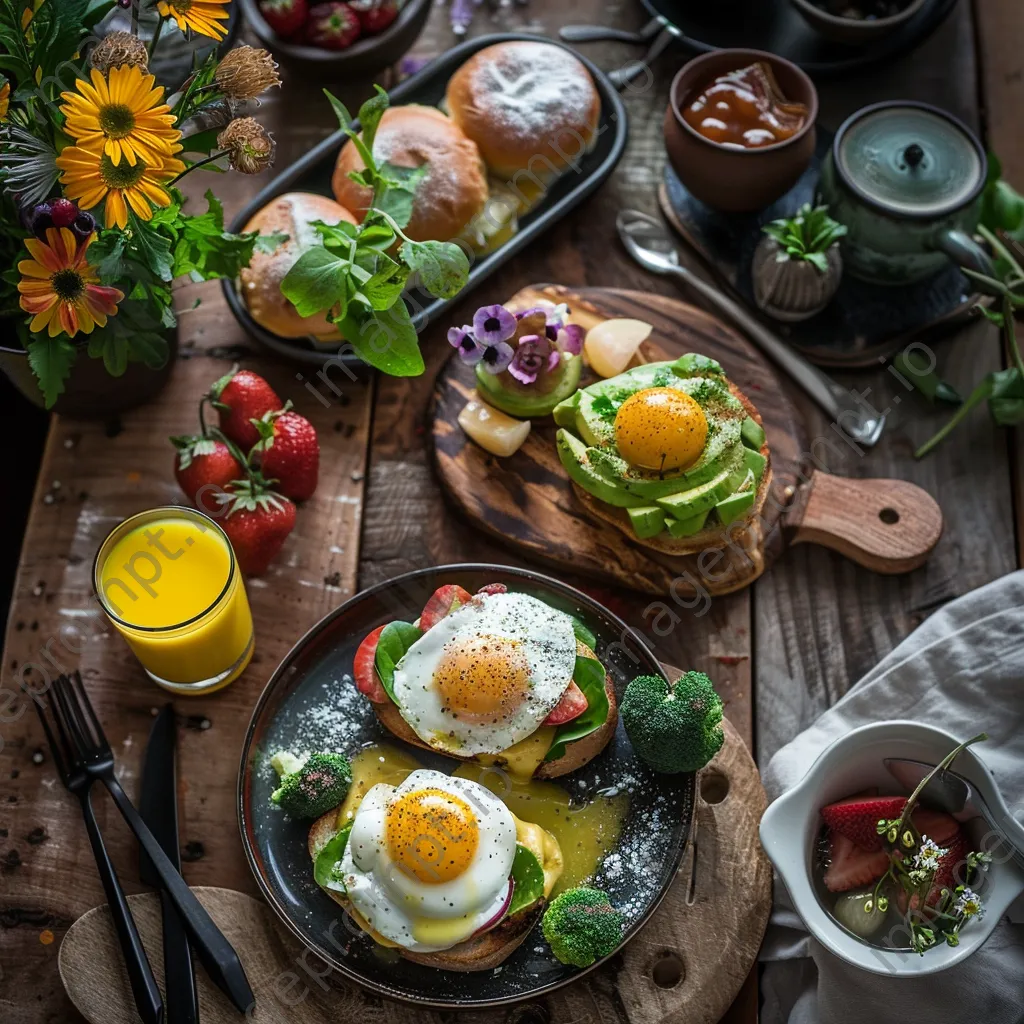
left=759, top=570, right=1024, bottom=1024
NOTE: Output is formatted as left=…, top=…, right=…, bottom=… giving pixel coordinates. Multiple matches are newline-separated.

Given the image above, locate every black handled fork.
left=50, top=672, right=256, bottom=1015
left=32, top=686, right=164, bottom=1024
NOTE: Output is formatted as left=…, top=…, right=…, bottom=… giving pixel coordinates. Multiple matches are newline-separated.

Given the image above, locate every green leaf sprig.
left=761, top=203, right=847, bottom=274
left=280, top=86, right=471, bottom=378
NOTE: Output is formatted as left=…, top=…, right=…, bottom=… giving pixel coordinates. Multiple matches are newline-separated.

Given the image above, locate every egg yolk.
left=433, top=634, right=529, bottom=723
left=385, top=787, right=479, bottom=884
left=613, top=387, right=708, bottom=471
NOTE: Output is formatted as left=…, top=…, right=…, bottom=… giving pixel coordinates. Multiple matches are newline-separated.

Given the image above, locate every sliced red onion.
left=472, top=878, right=514, bottom=937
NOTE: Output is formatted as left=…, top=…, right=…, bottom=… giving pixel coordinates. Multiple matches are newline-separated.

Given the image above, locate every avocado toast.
left=553, top=354, right=772, bottom=554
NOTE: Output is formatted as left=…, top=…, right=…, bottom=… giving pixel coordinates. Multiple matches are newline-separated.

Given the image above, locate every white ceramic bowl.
left=760, top=720, right=1024, bottom=976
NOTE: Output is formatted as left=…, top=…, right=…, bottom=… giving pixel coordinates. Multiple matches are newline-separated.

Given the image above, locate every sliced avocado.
left=715, top=469, right=756, bottom=526
left=743, top=445, right=767, bottom=482
left=475, top=356, right=581, bottom=419
left=665, top=508, right=710, bottom=537
left=654, top=462, right=740, bottom=519
left=626, top=505, right=667, bottom=539
left=552, top=390, right=581, bottom=429
left=741, top=416, right=766, bottom=451
left=556, top=429, right=647, bottom=508
left=671, top=353, right=725, bottom=379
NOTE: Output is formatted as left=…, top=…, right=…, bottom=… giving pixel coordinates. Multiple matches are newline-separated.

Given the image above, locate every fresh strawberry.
left=253, top=410, right=320, bottom=502
left=305, top=2, right=361, bottom=49
left=209, top=368, right=281, bottom=453
left=823, top=831, right=891, bottom=893
left=477, top=583, right=508, bottom=596
left=353, top=624, right=389, bottom=703
left=219, top=480, right=296, bottom=576
left=349, top=0, right=397, bottom=34
left=420, top=584, right=474, bottom=631
left=171, top=434, right=244, bottom=516
left=544, top=681, right=588, bottom=725
left=257, top=0, right=308, bottom=37
left=821, top=794, right=908, bottom=851
left=910, top=807, right=960, bottom=847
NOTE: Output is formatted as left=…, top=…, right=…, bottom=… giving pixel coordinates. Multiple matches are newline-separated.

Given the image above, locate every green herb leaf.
left=180, top=128, right=222, bottom=155
left=508, top=844, right=546, bottom=916
left=373, top=620, right=422, bottom=701
left=280, top=246, right=350, bottom=319
left=544, top=656, right=609, bottom=763
left=915, top=373, right=997, bottom=458
left=988, top=367, right=1024, bottom=425
left=316, top=219, right=358, bottom=247
left=313, top=822, right=353, bottom=893
left=892, top=351, right=962, bottom=406
left=374, top=187, right=416, bottom=231
left=254, top=232, right=289, bottom=254
left=339, top=301, right=424, bottom=377
left=357, top=85, right=390, bottom=153
left=571, top=617, right=597, bottom=651
left=130, top=216, right=174, bottom=282
left=362, top=263, right=410, bottom=310
left=26, top=335, right=77, bottom=409
left=89, top=232, right=127, bottom=284
left=399, top=239, right=470, bottom=299
left=323, top=89, right=353, bottom=132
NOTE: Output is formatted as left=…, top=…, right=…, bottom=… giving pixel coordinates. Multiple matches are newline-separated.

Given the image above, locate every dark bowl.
left=789, top=0, right=930, bottom=45
left=664, top=48, right=818, bottom=214
left=237, top=563, right=695, bottom=1008
left=238, top=0, right=432, bottom=79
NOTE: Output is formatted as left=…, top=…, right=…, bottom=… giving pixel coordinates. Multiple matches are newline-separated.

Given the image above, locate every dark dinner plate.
left=237, top=564, right=695, bottom=1008
left=644, top=0, right=960, bottom=76
left=222, top=34, right=629, bottom=369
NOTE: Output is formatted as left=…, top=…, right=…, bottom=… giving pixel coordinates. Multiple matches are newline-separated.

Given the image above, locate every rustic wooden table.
left=2, top=2, right=1022, bottom=1022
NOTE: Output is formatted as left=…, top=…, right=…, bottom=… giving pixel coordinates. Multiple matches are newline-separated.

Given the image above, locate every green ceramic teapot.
left=818, top=102, right=992, bottom=285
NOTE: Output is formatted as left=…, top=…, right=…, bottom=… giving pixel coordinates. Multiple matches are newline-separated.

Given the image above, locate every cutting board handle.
left=785, top=473, right=943, bottom=574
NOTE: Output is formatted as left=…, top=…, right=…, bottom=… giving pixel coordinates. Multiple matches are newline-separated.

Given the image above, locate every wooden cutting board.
left=58, top=713, right=769, bottom=1024
left=432, top=285, right=944, bottom=597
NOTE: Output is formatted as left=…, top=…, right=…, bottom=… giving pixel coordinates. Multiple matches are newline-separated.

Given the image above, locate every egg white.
left=339, top=769, right=517, bottom=952
left=391, top=591, right=577, bottom=756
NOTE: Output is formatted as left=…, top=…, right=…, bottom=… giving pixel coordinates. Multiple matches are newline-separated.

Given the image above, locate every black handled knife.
left=140, top=704, right=200, bottom=1024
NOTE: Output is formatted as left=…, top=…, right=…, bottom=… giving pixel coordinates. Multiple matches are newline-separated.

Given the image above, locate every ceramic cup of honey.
left=664, top=48, right=818, bottom=214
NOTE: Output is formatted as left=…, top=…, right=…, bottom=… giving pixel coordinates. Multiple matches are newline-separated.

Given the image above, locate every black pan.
left=237, top=564, right=695, bottom=1008
left=222, top=34, right=628, bottom=369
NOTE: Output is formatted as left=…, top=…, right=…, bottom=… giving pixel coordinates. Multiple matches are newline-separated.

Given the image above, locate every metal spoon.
left=616, top=209, right=887, bottom=447
left=608, top=27, right=680, bottom=90
left=885, top=757, right=1024, bottom=873
left=559, top=16, right=665, bottom=44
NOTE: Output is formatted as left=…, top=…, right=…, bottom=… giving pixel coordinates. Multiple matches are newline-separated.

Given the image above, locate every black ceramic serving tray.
left=658, top=128, right=978, bottom=368
left=222, top=34, right=629, bottom=369
left=238, top=564, right=695, bottom=1008
left=642, top=0, right=960, bottom=77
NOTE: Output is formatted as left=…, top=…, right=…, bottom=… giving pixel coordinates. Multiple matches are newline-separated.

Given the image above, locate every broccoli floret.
left=270, top=751, right=352, bottom=819
left=542, top=887, right=625, bottom=967
left=621, top=671, right=724, bottom=773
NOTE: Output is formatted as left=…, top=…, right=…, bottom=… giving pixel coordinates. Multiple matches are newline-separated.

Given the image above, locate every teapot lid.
left=834, top=102, right=986, bottom=219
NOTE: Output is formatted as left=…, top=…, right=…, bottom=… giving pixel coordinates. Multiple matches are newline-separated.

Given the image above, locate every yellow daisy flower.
left=60, top=65, right=180, bottom=168
left=18, top=228, right=124, bottom=338
left=0, top=79, right=10, bottom=120
left=56, top=143, right=185, bottom=229
left=156, top=0, right=231, bottom=41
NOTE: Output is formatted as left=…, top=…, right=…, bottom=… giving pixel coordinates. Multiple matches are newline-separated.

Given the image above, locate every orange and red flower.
left=18, top=228, right=124, bottom=338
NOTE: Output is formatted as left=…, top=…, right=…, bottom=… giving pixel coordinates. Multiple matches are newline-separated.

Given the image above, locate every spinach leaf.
left=571, top=617, right=597, bottom=651
left=313, top=821, right=353, bottom=893
left=544, top=656, right=610, bottom=763
left=508, top=844, right=546, bottom=916
left=373, top=621, right=422, bottom=701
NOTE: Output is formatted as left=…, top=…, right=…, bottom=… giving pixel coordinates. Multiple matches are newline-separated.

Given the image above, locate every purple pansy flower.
left=559, top=323, right=584, bottom=355
left=473, top=304, right=517, bottom=346
left=448, top=325, right=482, bottom=364
left=508, top=334, right=559, bottom=385
left=479, top=340, right=514, bottom=374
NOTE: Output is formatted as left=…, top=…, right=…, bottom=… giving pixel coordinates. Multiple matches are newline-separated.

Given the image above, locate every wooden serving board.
left=432, top=286, right=944, bottom=597
left=58, top=714, right=769, bottom=1024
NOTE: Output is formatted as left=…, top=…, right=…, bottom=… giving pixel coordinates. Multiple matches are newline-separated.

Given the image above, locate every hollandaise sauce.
left=334, top=743, right=422, bottom=827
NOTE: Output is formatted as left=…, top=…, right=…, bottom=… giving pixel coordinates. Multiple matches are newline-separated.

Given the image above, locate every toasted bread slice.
left=371, top=670, right=617, bottom=779
left=570, top=378, right=772, bottom=556
left=307, top=810, right=545, bottom=971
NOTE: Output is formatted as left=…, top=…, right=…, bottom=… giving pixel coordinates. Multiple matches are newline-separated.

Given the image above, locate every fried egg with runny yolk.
left=391, top=591, right=578, bottom=756
left=339, top=769, right=517, bottom=951
left=613, top=386, right=708, bottom=472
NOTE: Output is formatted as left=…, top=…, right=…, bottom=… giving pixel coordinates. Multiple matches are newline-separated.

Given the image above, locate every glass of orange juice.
left=93, top=506, right=254, bottom=694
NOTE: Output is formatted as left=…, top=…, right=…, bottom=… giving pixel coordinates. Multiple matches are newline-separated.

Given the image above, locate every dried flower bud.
left=215, top=45, right=281, bottom=100
left=90, top=30, right=149, bottom=73
left=217, top=117, right=275, bottom=174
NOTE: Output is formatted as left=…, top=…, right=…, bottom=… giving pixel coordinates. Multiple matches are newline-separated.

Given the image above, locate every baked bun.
left=445, top=41, right=601, bottom=182
left=331, top=105, right=488, bottom=243
left=307, top=813, right=545, bottom=971
left=240, top=192, right=356, bottom=340
left=371, top=670, right=618, bottom=780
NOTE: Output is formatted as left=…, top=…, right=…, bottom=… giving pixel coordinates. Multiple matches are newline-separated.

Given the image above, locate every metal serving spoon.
left=617, top=210, right=887, bottom=447
left=885, top=757, right=1024, bottom=873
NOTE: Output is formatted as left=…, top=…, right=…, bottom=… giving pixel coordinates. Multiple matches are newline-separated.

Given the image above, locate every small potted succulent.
left=752, top=203, right=847, bottom=322
left=0, top=0, right=280, bottom=415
